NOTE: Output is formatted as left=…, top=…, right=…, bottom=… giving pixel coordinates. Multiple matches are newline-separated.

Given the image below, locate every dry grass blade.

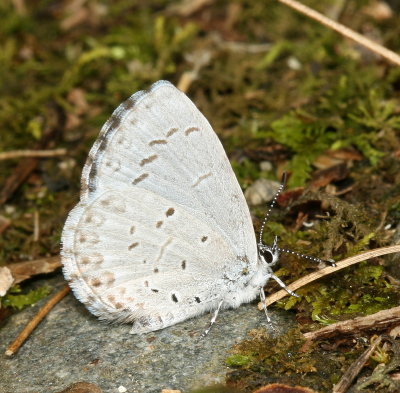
left=0, top=148, right=67, bottom=161
left=278, top=0, right=400, bottom=66
left=262, top=245, right=400, bottom=307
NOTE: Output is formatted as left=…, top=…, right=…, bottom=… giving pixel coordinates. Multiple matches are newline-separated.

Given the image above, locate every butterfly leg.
left=259, top=287, right=271, bottom=323
left=201, top=299, right=224, bottom=337
left=270, top=273, right=299, bottom=298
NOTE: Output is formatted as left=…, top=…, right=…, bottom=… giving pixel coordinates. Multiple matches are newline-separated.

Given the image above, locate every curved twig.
left=263, top=245, right=400, bottom=307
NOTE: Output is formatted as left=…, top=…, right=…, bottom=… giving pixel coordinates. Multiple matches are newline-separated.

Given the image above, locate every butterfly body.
left=62, top=81, right=274, bottom=333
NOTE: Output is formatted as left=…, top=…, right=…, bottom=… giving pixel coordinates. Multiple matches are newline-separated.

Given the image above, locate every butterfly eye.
left=261, top=248, right=274, bottom=264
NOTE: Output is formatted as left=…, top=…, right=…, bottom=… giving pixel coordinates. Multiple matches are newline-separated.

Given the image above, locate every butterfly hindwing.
left=63, top=188, right=242, bottom=332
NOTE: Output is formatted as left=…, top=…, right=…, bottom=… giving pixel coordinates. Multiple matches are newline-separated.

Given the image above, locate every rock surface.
left=244, top=179, right=280, bottom=206
left=0, top=275, right=293, bottom=393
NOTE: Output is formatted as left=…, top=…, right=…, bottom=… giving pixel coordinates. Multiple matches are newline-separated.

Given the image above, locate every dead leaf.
left=0, top=267, right=14, bottom=296
left=7, top=255, right=61, bottom=284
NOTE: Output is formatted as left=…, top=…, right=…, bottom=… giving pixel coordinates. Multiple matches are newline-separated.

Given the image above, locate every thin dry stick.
left=262, top=245, right=400, bottom=307
left=278, top=0, right=400, bottom=66
left=33, top=210, right=39, bottom=242
left=5, top=285, right=70, bottom=357
left=304, top=306, right=400, bottom=341
left=332, top=336, right=383, bottom=393
left=0, top=148, right=67, bottom=161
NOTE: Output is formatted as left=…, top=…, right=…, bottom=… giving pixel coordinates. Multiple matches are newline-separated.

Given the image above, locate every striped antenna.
left=258, top=172, right=287, bottom=245
left=278, top=247, right=336, bottom=267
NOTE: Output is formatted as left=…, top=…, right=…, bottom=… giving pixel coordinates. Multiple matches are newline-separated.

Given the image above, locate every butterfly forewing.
left=61, top=81, right=258, bottom=332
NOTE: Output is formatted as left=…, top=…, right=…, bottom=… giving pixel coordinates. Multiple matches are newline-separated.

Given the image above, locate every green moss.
left=226, top=354, right=253, bottom=367
left=277, top=263, right=399, bottom=325
left=226, top=328, right=316, bottom=373
left=1, top=285, right=51, bottom=310
left=264, top=74, right=400, bottom=187
left=225, top=328, right=347, bottom=391
left=226, top=328, right=400, bottom=392
left=0, top=1, right=400, bottom=390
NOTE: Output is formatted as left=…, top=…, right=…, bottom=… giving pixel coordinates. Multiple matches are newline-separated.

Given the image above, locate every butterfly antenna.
left=258, top=172, right=287, bottom=245
left=278, top=247, right=336, bottom=267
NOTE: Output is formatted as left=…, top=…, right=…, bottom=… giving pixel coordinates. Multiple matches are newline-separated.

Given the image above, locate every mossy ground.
left=1, top=1, right=400, bottom=391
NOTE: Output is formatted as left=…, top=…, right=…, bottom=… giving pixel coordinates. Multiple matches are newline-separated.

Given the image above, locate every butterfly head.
left=257, top=236, right=279, bottom=268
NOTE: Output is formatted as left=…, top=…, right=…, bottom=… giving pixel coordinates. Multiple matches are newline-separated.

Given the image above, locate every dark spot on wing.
left=132, top=173, right=149, bottom=185
left=192, top=172, right=212, bottom=187
left=166, top=208, right=174, bottom=217
left=185, top=127, right=200, bottom=136
left=123, top=97, right=136, bottom=111
left=140, top=154, right=158, bottom=166
left=85, top=156, right=94, bottom=166
left=195, top=297, right=201, bottom=303
left=171, top=294, right=178, bottom=303
left=149, top=139, right=167, bottom=146
left=97, top=141, right=107, bottom=152
left=128, top=242, right=139, bottom=250
left=91, top=278, right=101, bottom=287
left=108, top=116, right=121, bottom=130
left=166, top=127, right=178, bottom=137
left=201, top=236, right=208, bottom=242
left=181, top=260, right=186, bottom=270
left=88, top=165, right=97, bottom=192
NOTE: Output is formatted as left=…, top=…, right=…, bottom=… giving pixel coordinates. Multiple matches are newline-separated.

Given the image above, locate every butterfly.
left=61, top=81, right=325, bottom=335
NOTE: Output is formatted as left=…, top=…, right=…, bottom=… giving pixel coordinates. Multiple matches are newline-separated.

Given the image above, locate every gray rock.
left=0, top=275, right=293, bottom=393
left=244, top=179, right=280, bottom=206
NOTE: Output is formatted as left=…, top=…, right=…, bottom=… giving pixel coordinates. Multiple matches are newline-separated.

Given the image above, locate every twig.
left=262, top=245, right=400, bottom=307
left=33, top=210, right=39, bottom=242
left=0, top=119, right=63, bottom=204
left=332, top=336, right=383, bottom=393
left=278, top=0, right=400, bottom=66
left=0, top=157, right=39, bottom=205
left=5, top=285, right=70, bottom=357
left=0, top=148, right=67, bottom=161
left=304, top=306, right=400, bottom=341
